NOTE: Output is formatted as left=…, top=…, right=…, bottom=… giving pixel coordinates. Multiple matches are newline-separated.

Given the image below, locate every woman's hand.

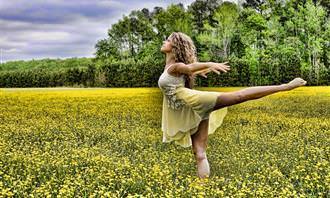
left=194, top=68, right=212, bottom=78
left=209, top=62, right=230, bottom=74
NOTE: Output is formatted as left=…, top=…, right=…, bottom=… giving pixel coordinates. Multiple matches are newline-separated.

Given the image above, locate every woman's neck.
left=165, top=53, right=176, bottom=66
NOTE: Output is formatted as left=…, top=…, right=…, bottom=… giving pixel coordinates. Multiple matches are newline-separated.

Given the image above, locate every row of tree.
left=0, top=64, right=96, bottom=88
left=0, top=57, right=93, bottom=72
left=0, top=56, right=328, bottom=88
left=95, top=0, right=329, bottom=86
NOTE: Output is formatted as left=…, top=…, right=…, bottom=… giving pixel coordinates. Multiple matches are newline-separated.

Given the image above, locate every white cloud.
left=15, top=32, right=72, bottom=43
left=0, top=0, right=196, bottom=62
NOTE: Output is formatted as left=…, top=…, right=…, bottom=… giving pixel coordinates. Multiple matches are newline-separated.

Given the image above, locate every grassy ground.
left=0, top=86, right=329, bottom=197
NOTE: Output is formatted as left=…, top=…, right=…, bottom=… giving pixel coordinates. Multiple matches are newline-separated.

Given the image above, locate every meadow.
left=0, top=86, right=329, bottom=197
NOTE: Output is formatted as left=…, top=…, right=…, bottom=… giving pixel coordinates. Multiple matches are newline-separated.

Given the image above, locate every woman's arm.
left=193, top=68, right=212, bottom=78
left=187, top=62, right=213, bottom=73
left=174, top=62, right=230, bottom=75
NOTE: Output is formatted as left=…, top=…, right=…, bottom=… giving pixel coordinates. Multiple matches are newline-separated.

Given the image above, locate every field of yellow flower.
left=0, top=86, right=329, bottom=197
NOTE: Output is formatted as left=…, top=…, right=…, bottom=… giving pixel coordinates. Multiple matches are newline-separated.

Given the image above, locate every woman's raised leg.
left=191, top=118, right=210, bottom=178
left=213, top=77, right=307, bottom=111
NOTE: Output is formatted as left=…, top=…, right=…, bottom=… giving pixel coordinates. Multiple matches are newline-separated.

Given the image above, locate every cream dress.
left=158, top=64, right=228, bottom=147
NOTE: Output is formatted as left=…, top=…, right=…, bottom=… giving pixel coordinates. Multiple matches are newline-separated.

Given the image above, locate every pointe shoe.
left=285, top=77, right=307, bottom=90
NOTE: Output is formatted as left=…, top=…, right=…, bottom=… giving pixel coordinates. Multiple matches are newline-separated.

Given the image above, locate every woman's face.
left=160, top=36, right=173, bottom=53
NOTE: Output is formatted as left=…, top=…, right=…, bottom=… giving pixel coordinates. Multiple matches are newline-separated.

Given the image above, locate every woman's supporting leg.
left=213, top=77, right=307, bottom=111
left=191, top=118, right=210, bottom=178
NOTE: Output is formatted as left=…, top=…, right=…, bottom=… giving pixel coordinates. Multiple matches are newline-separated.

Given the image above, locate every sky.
left=0, top=0, right=196, bottom=63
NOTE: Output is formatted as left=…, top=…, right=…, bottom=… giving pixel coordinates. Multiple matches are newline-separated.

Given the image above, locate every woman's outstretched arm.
left=187, top=62, right=230, bottom=74
left=173, top=62, right=230, bottom=76
left=193, top=68, right=212, bottom=78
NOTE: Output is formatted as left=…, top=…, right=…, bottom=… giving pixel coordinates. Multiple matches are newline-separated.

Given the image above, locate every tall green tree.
left=284, top=0, right=328, bottom=84
left=152, top=3, right=194, bottom=40
left=188, top=0, right=223, bottom=34
left=94, top=39, right=120, bottom=61
left=196, top=2, right=240, bottom=60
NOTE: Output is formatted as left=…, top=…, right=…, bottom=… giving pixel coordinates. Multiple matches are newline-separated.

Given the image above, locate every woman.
left=157, top=32, right=307, bottom=179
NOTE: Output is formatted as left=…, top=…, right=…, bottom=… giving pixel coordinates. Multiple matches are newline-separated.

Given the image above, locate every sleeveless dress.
left=158, top=64, right=228, bottom=148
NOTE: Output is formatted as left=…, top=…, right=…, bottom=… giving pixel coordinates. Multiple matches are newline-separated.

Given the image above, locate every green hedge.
left=0, top=59, right=328, bottom=88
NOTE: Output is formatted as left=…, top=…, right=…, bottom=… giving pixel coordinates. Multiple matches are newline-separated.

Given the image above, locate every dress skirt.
left=162, top=86, right=228, bottom=147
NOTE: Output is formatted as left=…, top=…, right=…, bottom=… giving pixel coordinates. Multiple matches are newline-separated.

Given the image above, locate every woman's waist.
left=160, top=84, right=185, bottom=95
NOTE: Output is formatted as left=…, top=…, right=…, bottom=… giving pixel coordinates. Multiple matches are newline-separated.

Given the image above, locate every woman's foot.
left=283, top=78, right=307, bottom=91
left=197, top=158, right=210, bottom=179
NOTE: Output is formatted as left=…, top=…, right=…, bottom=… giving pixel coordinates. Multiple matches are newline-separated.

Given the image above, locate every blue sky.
left=0, top=0, right=195, bottom=63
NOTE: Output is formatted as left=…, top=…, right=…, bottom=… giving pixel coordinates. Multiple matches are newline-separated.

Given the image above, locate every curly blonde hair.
left=168, top=32, right=197, bottom=89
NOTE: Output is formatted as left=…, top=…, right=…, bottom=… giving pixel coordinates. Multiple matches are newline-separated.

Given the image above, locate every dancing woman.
left=157, top=32, right=307, bottom=178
